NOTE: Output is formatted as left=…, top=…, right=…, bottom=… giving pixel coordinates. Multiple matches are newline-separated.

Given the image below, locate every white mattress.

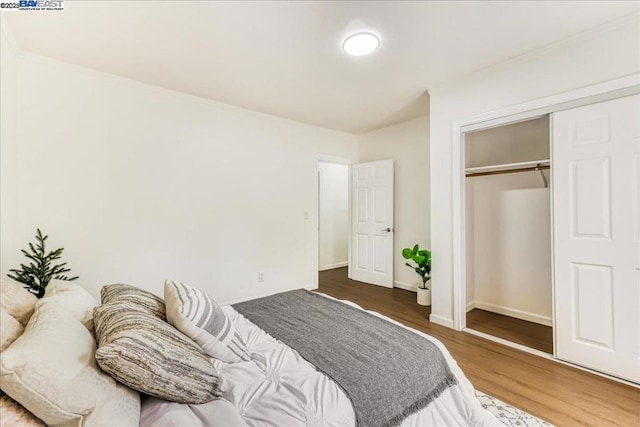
left=140, top=294, right=500, bottom=426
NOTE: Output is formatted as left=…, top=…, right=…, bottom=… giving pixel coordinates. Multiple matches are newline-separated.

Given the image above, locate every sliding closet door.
left=552, top=94, right=639, bottom=383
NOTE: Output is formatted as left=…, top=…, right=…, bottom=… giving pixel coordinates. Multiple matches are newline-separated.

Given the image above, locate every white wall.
left=429, top=15, right=640, bottom=328
left=0, top=28, right=358, bottom=303
left=467, top=174, right=552, bottom=325
left=1, top=24, right=18, bottom=282
left=358, top=116, right=430, bottom=291
left=318, top=162, right=349, bottom=271
left=465, top=116, right=549, bottom=168
left=465, top=179, right=475, bottom=305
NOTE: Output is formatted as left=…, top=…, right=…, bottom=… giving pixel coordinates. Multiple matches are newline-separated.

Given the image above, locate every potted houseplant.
left=402, top=244, right=431, bottom=306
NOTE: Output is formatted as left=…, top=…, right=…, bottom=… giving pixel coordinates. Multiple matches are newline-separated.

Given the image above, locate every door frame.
left=312, top=155, right=354, bottom=290
left=451, top=74, right=640, bottom=338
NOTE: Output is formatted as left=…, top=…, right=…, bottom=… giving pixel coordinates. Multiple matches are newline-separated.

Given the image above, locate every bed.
left=140, top=292, right=499, bottom=427
left=0, top=279, right=500, bottom=427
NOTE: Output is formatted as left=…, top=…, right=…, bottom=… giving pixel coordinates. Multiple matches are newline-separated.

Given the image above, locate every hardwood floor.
left=467, top=308, right=553, bottom=354
left=317, top=267, right=640, bottom=427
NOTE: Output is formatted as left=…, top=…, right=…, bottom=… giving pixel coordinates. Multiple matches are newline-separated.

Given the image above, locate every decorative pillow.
left=44, top=279, right=97, bottom=332
left=93, top=301, right=220, bottom=404
left=0, top=279, right=37, bottom=326
left=0, top=392, right=45, bottom=427
left=100, top=284, right=166, bottom=320
left=0, top=299, right=140, bottom=427
left=0, top=308, right=24, bottom=352
left=164, top=280, right=250, bottom=363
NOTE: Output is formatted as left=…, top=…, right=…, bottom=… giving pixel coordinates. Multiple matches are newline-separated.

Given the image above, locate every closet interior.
left=464, top=116, right=553, bottom=354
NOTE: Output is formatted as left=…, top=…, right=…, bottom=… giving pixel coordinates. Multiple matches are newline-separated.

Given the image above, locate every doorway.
left=313, top=157, right=395, bottom=290
left=464, top=116, right=554, bottom=355
left=318, top=161, right=350, bottom=274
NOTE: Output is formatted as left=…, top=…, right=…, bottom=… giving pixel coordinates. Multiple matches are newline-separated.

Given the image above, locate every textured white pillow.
left=0, top=279, right=37, bottom=326
left=0, top=299, right=140, bottom=427
left=44, top=279, right=98, bottom=332
left=0, top=307, right=24, bottom=352
left=164, top=280, right=249, bottom=363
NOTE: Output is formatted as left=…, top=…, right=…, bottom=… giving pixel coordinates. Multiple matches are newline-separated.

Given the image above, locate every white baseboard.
left=467, top=300, right=553, bottom=327
left=318, top=262, right=348, bottom=271
left=466, top=301, right=475, bottom=312
left=429, top=314, right=454, bottom=329
left=393, top=281, right=418, bottom=292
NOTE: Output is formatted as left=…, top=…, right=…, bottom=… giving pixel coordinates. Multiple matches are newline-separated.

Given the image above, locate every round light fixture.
left=342, top=32, right=380, bottom=56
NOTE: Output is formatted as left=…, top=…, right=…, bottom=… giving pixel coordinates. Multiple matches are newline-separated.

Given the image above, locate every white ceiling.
left=5, top=1, right=639, bottom=134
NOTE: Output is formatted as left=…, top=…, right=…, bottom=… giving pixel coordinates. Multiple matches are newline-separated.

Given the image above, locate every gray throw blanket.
left=233, top=289, right=457, bottom=427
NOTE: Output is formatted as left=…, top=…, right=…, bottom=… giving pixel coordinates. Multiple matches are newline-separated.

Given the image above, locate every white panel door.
left=351, top=160, right=394, bottom=287
left=553, top=94, right=640, bottom=383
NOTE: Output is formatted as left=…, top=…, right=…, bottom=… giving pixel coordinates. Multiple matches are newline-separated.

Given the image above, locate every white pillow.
left=0, top=299, right=140, bottom=427
left=44, top=279, right=98, bottom=332
left=0, top=279, right=37, bottom=326
left=164, top=280, right=249, bottom=363
left=0, top=307, right=24, bottom=352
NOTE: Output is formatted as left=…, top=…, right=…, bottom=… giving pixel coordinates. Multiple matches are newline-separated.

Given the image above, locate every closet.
left=463, top=93, right=639, bottom=383
left=465, top=116, right=553, bottom=354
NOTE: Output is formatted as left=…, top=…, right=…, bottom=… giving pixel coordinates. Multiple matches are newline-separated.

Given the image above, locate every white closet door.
left=552, top=94, right=640, bottom=383
left=351, top=160, right=394, bottom=287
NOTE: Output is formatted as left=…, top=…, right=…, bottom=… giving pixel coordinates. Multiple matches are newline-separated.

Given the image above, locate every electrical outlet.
left=258, top=272, right=264, bottom=283
left=303, top=211, right=309, bottom=220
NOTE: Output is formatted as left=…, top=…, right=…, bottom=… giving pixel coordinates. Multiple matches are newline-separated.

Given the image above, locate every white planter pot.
left=417, top=288, right=431, bottom=306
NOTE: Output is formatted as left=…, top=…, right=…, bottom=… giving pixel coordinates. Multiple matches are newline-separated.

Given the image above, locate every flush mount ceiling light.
left=342, top=32, right=380, bottom=56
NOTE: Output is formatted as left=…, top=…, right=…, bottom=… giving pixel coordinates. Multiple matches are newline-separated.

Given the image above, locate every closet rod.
left=465, top=164, right=550, bottom=178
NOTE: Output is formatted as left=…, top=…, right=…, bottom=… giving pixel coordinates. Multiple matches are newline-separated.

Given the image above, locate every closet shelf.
left=465, top=159, right=550, bottom=176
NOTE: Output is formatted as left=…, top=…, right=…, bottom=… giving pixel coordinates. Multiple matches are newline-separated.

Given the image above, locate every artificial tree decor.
left=402, top=244, right=431, bottom=289
left=8, top=229, right=78, bottom=298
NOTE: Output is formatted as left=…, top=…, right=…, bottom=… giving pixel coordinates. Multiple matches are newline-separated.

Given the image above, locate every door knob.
left=380, top=227, right=392, bottom=232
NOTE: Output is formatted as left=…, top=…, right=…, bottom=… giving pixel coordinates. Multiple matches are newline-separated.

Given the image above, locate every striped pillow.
left=164, top=280, right=250, bottom=363
left=93, top=301, right=219, bottom=404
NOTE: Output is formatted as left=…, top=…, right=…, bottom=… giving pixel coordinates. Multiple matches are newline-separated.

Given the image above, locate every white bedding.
left=140, top=295, right=500, bottom=426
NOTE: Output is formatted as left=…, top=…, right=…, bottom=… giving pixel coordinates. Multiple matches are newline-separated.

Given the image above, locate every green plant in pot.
left=402, top=244, right=431, bottom=306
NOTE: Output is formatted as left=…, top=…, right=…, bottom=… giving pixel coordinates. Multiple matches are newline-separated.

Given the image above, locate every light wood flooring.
left=317, top=267, right=639, bottom=427
left=467, top=308, right=553, bottom=354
